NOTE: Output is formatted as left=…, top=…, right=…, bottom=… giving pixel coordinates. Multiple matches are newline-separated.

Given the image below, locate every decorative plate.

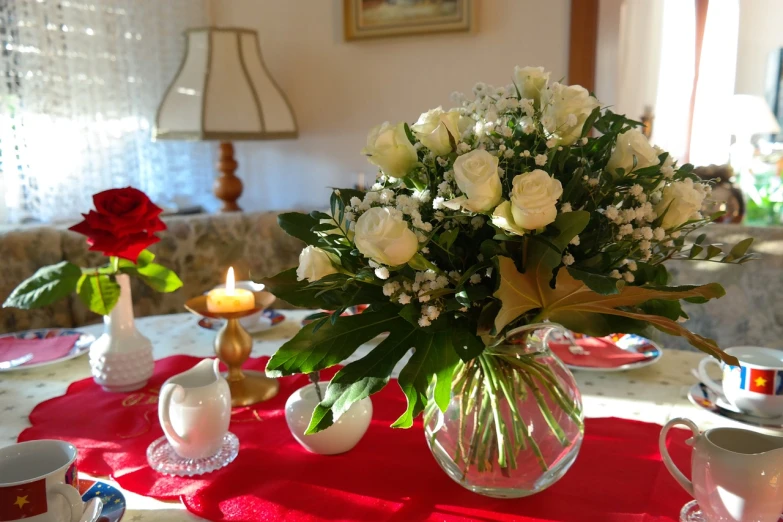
left=687, top=382, right=783, bottom=431
left=558, top=332, right=663, bottom=373
left=78, top=479, right=126, bottom=522
left=197, top=309, right=286, bottom=333
left=0, top=328, right=95, bottom=372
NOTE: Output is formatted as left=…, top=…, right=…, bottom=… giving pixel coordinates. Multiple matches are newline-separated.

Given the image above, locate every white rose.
left=296, top=246, right=338, bottom=283
left=513, top=66, right=550, bottom=105
left=354, top=207, right=419, bottom=266
left=541, top=82, right=600, bottom=146
left=361, top=122, right=418, bottom=179
left=654, top=178, right=707, bottom=229
left=446, top=149, right=502, bottom=212
left=607, top=129, right=660, bottom=175
left=411, top=106, right=462, bottom=156
left=492, top=170, right=563, bottom=234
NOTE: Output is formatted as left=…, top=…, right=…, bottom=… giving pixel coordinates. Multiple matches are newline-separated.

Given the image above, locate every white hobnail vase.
left=89, top=274, right=154, bottom=392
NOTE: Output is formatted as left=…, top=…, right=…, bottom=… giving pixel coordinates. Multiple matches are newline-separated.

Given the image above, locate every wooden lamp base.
left=214, top=141, right=242, bottom=212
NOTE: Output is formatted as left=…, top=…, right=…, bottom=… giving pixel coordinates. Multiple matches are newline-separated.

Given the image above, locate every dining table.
left=0, top=310, right=748, bottom=521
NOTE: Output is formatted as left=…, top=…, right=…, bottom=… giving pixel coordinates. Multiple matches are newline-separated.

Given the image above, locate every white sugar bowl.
left=285, top=382, right=372, bottom=455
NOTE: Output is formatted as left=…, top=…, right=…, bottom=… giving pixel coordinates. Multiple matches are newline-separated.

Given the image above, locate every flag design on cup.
left=735, top=366, right=781, bottom=395
left=0, top=479, right=46, bottom=521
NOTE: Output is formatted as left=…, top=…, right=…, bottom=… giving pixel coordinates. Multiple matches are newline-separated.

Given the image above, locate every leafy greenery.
left=76, top=273, right=121, bottom=316
left=3, top=261, right=82, bottom=310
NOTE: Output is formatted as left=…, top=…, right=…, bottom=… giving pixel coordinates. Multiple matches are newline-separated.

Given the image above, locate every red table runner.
left=19, top=356, right=693, bottom=521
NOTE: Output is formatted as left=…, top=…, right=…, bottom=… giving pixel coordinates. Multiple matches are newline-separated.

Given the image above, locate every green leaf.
left=728, top=237, right=754, bottom=259
left=136, top=263, right=183, bottom=293
left=392, top=330, right=458, bottom=428
left=266, top=306, right=400, bottom=377
left=3, top=261, right=81, bottom=309
left=438, top=228, right=459, bottom=251
left=407, top=253, right=439, bottom=272
left=259, top=268, right=382, bottom=309
left=76, top=273, right=121, bottom=315
left=548, top=211, right=590, bottom=250
left=305, top=319, right=416, bottom=434
left=278, top=212, right=320, bottom=245
left=704, top=245, right=723, bottom=260
left=136, top=250, right=155, bottom=267
left=689, top=244, right=704, bottom=259
left=580, top=106, right=601, bottom=138
left=567, top=267, right=620, bottom=295
left=451, top=326, right=485, bottom=362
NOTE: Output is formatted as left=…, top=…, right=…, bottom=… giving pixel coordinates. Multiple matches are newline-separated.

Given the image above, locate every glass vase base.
left=428, top=436, right=583, bottom=498
left=147, top=432, right=239, bottom=476
left=679, top=500, right=783, bottom=521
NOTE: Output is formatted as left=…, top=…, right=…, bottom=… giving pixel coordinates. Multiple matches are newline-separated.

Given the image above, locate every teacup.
left=158, top=359, right=231, bottom=459
left=661, top=417, right=783, bottom=521
left=698, top=346, right=783, bottom=418
left=0, top=439, right=102, bottom=522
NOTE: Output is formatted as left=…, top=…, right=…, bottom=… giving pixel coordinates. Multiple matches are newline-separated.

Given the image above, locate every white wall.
left=735, top=0, right=782, bottom=97
left=212, top=0, right=570, bottom=212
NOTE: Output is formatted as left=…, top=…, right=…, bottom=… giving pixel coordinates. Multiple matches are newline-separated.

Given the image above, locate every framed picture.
left=344, top=0, right=472, bottom=41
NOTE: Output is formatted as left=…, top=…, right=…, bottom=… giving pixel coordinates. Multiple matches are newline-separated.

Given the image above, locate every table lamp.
left=153, top=27, right=298, bottom=212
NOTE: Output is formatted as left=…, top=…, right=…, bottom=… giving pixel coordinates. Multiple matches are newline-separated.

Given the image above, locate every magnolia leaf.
left=306, top=319, right=416, bottom=434
left=493, top=256, right=736, bottom=364
left=266, top=307, right=400, bottom=377
left=393, top=330, right=459, bottom=428
left=76, top=273, right=121, bottom=316
left=3, top=261, right=81, bottom=309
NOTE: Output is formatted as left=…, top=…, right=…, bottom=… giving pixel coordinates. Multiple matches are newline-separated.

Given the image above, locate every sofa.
left=0, top=212, right=303, bottom=333
left=0, top=213, right=780, bottom=353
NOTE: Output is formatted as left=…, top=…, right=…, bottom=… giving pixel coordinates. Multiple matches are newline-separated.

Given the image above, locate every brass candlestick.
left=185, top=292, right=279, bottom=406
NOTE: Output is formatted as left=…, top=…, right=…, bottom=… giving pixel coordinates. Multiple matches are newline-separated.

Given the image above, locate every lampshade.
left=154, top=27, right=297, bottom=141
left=727, top=94, right=781, bottom=138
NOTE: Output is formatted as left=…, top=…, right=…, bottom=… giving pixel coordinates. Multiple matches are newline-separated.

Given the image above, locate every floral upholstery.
left=0, top=217, right=778, bottom=351
left=0, top=212, right=302, bottom=333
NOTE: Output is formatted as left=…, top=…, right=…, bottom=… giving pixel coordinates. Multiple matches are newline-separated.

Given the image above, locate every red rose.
left=69, top=187, right=166, bottom=263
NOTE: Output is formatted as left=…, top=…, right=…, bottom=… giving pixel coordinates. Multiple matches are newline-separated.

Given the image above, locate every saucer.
left=147, top=432, right=239, bottom=476
left=78, top=479, right=126, bottom=522
left=0, top=329, right=95, bottom=372
left=687, top=382, right=783, bottom=431
left=680, top=499, right=783, bottom=521
left=552, top=332, right=662, bottom=372
left=198, top=309, right=286, bottom=333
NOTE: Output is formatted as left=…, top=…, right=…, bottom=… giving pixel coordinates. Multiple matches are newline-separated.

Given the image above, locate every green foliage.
left=277, top=212, right=321, bottom=245
left=76, top=273, right=121, bottom=315
left=259, top=268, right=382, bottom=309
left=119, top=252, right=182, bottom=293
left=3, top=261, right=81, bottom=310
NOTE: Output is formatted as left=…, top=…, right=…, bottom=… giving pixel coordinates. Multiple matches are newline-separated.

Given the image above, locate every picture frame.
left=344, top=0, right=472, bottom=41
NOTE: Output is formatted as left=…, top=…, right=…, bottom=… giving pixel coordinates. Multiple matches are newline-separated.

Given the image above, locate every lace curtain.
left=0, top=0, right=216, bottom=224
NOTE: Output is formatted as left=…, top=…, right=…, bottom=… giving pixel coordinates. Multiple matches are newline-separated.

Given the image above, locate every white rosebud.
left=541, top=82, right=600, bottom=145
left=654, top=179, right=707, bottom=229
left=446, top=149, right=503, bottom=212
left=513, top=66, right=550, bottom=104
left=607, top=129, right=660, bottom=176
left=411, top=106, right=463, bottom=156
left=375, top=267, right=390, bottom=280
left=361, top=122, right=418, bottom=179
left=296, top=246, right=338, bottom=283
left=491, top=169, right=563, bottom=234
left=354, top=207, right=419, bottom=266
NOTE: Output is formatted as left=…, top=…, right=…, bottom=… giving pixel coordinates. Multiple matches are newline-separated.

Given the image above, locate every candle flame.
left=226, top=267, right=235, bottom=292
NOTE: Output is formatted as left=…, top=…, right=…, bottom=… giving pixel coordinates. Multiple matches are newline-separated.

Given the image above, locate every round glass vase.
left=424, top=323, right=584, bottom=498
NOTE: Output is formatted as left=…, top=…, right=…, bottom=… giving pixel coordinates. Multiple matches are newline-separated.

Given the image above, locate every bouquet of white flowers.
left=261, top=66, right=752, bottom=494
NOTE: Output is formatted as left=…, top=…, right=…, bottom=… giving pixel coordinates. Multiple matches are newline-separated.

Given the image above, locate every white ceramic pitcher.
left=660, top=417, right=783, bottom=521
left=158, top=359, right=231, bottom=460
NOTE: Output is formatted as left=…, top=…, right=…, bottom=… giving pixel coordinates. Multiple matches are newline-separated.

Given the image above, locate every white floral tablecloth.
left=0, top=311, right=747, bottom=521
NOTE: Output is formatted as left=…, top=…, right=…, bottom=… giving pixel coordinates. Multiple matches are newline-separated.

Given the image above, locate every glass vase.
left=424, top=323, right=584, bottom=498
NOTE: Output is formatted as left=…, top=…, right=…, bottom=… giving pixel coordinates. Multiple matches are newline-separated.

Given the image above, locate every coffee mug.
left=698, top=346, right=783, bottom=418
left=660, top=417, right=783, bottom=522
left=0, top=439, right=101, bottom=522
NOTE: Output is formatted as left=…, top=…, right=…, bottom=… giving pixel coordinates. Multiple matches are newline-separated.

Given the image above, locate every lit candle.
left=206, top=267, right=255, bottom=313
